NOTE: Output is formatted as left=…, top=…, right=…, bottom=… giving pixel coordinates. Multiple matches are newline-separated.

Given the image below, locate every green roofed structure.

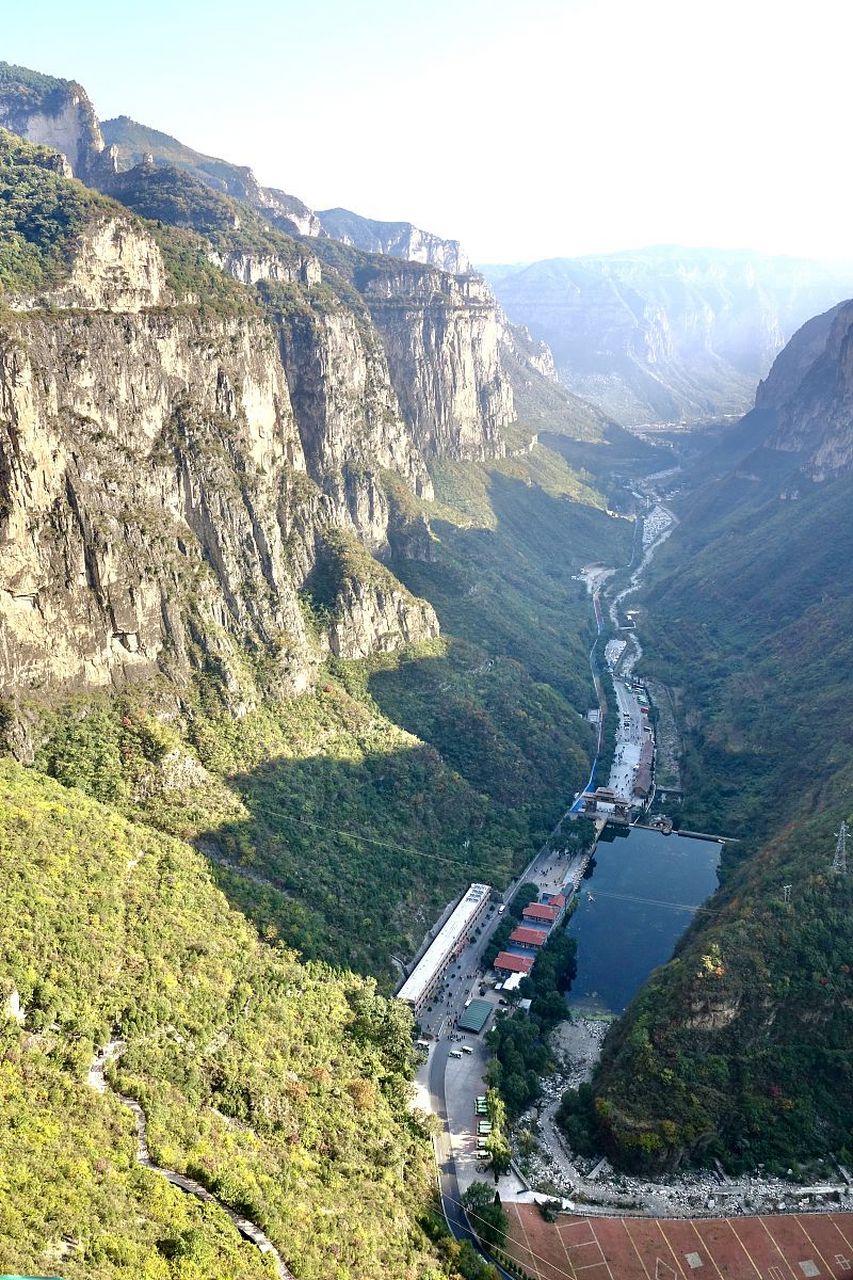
left=458, top=997, right=492, bottom=1033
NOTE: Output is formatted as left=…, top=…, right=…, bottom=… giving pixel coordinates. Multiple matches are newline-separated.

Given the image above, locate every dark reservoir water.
left=567, top=825, right=721, bottom=1014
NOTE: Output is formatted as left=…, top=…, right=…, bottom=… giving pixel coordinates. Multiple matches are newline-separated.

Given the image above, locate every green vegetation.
left=0, top=60, right=70, bottom=112
left=0, top=129, right=113, bottom=293
left=29, top=444, right=627, bottom=984
left=108, top=163, right=302, bottom=264
left=0, top=128, right=255, bottom=312
left=102, top=115, right=258, bottom=193
left=585, top=467, right=853, bottom=1173
left=0, top=758, right=466, bottom=1280
left=461, top=1183, right=509, bottom=1249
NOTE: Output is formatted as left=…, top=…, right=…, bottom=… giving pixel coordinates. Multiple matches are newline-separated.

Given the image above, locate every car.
left=449, top=1049, right=463, bottom=1058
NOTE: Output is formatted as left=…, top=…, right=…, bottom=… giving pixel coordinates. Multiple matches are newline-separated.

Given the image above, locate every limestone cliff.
left=0, top=60, right=115, bottom=184
left=356, top=264, right=512, bottom=460
left=755, top=298, right=853, bottom=479
left=317, top=207, right=470, bottom=274
left=0, top=161, right=446, bottom=704
left=0, top=71, right=521, bottom=710
left=100, top=115, right=325, bottom=239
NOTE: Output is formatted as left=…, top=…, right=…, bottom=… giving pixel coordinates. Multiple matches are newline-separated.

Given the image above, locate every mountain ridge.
left=483, top=246, right=853, bottom=426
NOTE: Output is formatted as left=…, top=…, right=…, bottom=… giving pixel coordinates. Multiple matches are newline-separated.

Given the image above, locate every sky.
left=5, top=0, right=853, bottom=263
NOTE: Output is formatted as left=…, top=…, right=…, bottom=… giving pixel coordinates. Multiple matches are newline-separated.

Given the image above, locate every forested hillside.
left=0, top=760, right=452, bottom=1280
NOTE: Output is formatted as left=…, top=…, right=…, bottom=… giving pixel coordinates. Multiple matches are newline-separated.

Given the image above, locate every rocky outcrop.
left=0, top=61, right=115, bottom=184
left=0, top=302, right=315, bottom=699
left=0, top=220, right=444, bottom=702
left=10, top=216, right=166, bottom=313
left=359, top=266, right=512, bottom=460
left=318, top=207, right=469, bottom=274
left=329, top=574, right=438, bottom=660
left=0, top=68, right=531, bottom=706
left=209, top=247, right=321, bottom=288
left=273, top=300, right=433, bottom=514
left=755, top=299, right=853, bottom=478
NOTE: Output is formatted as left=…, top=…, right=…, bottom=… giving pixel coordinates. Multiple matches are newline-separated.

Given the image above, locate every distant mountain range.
left=481, top=247, right=853, bottom=427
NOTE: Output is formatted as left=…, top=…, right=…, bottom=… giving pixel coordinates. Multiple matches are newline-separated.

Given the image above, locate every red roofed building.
left=523, top=903, right=557, bottom=923
left=549, top=893, right=566, bottom=909
left=510, top=926, right=547, bottom=949
left=494, top=951, right=534, bottom=975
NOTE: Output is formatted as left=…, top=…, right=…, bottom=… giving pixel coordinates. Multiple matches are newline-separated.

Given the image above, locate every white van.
left=461, top=1045, right=474, bottom=1054
left=449, top=1049, right=463, bottom=1058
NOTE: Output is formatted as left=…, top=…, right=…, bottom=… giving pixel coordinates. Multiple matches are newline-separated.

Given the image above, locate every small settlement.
left=494, top=889, right=569, bottom=987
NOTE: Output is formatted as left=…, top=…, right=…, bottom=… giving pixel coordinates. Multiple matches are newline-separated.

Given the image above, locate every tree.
left=462, top=1180, right=497, bottom=1212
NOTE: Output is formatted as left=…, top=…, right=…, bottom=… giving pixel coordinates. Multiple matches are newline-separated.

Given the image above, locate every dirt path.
left=88, top=1041, right=295, bottom=1279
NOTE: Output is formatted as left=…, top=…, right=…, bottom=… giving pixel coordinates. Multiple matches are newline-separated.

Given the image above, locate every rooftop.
left=510, top=926, right=547, bottom=948
left=396, top=882, right=491, bottom=1006
left=523, top=903, right=557, bottom=922
left=458, top=998, right=492, bottom=1033
left=494, top=951, right=534, bottom=974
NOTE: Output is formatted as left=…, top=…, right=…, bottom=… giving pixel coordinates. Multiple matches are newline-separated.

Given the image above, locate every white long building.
left=397, top=883, right=492, bottom=1016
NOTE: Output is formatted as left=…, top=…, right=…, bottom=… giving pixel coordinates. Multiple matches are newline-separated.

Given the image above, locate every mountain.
left=482, top=246, right=853, bottom=427
left=0, top=64, right=638, bottom=1274
left=572, top=305, right=853, bottom=1175
left=317, top=206, right=469, bottom=274
left=101, top=113, right=324, bottom=238
left=0, top=59, right=113, bottom=183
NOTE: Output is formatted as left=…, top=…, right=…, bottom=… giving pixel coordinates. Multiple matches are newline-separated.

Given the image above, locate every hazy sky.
left=6, top=0, right=853, bottom=262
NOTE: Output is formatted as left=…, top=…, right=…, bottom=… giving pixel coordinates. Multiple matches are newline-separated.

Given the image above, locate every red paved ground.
left=505, top=1205, right=853, bottom=1280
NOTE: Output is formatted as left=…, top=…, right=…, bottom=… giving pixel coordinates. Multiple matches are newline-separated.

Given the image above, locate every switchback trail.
left=87, top=1041, right=295, bottom=1279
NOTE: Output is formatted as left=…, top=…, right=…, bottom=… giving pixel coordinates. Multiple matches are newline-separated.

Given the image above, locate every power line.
left=443, top=1189, right=580, bottom=1280
left=244, top=801, right=506, bottom=874
left=581, top=887, right=718, bottom=916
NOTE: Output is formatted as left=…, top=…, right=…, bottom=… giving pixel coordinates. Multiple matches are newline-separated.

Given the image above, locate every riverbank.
left=513, top=1018, right=853, bottom=1218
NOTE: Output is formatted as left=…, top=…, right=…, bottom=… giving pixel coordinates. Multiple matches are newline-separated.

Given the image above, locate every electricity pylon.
left=831, top=821, right=848, bottom=875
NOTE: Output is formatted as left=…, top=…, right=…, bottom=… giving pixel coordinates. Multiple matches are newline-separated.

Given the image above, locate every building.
left=494, top=951, right=534, bottom=976
left=522, top=902, right=558, bottom=924
left=396, top=882, right=491, bottom=1016
left=458, top=998, right=492, bottom=1034
left=510, top=926, right=547, bottom=949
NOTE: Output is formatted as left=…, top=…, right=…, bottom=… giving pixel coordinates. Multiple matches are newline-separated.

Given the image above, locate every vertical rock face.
left=317, top=207, right=470, bottom=274
left=0, top=194, right=452, bottom=704
left=274, top=303, right=433, bottom=511
left=753, top=298, right=853, bottom=478
left=360, top=267, right=512, bottom=460
left=0, top=72, right=526, bottom=704
left=0, top=302, right=318, bottom=699
left=9, top=216, right=167, bottom=312
left=0, top=62, right=115, bottom=183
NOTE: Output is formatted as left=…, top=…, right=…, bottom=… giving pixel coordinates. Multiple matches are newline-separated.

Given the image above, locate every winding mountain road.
left=88, top=1041, right=295, bottom=1279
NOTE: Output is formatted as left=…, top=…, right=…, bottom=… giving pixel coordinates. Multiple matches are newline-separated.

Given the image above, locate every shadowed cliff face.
left=755, top=298, right=853, bottom=478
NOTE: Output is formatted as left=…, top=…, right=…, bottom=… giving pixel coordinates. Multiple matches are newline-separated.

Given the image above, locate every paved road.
left=428, top=1039, right=516, bottom=1280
